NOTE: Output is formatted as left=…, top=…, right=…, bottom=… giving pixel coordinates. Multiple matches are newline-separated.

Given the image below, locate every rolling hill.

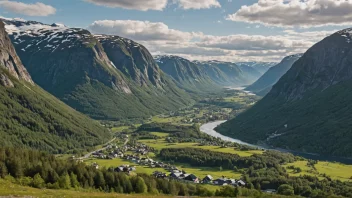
left=216, top=28, right=352, bottom=157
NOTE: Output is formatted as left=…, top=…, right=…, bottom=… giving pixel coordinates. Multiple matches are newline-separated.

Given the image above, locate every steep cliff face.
left=0, top=21, right=32, bottom=86
left=246, top=54, right=302, bottom=96
left=96, top=35, right=163, bottom=88
left=216, top=28, right=352, bottom=157
left=3, top=18, right=192, bottom=120
left=0, top=20, right=111, bottom=153
left=155, top=55, right=221, bottom=93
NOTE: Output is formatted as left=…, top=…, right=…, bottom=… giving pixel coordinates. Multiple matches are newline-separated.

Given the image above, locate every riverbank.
left=200, top=120, right=352, bottom=164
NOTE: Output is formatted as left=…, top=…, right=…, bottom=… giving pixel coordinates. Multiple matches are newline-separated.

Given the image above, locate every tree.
left=32, top=173, right=45, bottom=188
left=135, top=177, right=147, bottom=193
left=0, top=162, right=8, bottom=178
left=59, top=172, right=71, bottom=189
left=70, top=173, right=80, bottom=188
left=278, top=184, right=294, bottom=196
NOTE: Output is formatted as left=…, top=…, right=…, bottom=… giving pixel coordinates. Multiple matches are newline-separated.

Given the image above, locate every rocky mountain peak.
left=96, top=35, right=163, bottom=88
left=0, top=20, right=33, bottom=86
left=270, top=29, right=352, bottom=101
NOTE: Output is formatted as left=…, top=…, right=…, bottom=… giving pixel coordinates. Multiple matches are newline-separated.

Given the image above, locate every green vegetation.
left=217, top=81, right=352, bottom=157
left=0, top=147, right=272, bottom=197
left=284, top=160, right=352, bottom=182
left=139, top=140, right=262, bottom=157
left=0, top=69, right=111, bottom=154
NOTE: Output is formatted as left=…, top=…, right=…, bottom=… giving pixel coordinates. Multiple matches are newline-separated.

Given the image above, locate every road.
left=78, top=137, right=116, bottom=160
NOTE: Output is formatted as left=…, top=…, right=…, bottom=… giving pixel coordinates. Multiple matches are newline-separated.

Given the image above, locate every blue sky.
left=1, top=0, right=352, bottom=62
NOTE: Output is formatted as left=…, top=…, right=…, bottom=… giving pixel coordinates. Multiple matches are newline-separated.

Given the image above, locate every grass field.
left=0, top=179, right=294, bottom=198
left=0, top=179, right=174, bottom=198
left=138, top=139, right=263, bottom=157
left=85, top=157, right=241, bottom=182
left=150, top=132, right=170, bottom=137
left=283, top=160, right=352, bottom=182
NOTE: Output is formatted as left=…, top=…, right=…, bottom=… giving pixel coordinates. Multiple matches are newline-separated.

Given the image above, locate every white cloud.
left=84, top=0, right=168, bottom=11
left=88, top=19, right=336, bottom=62
left=88, top=20, right=199, bottom=41
left=227, top=0, right=352, bottom=28
left=0, top=1, right=56, bottom=16
left=84, top=0, right=220, bottom=10
left=173, top=0, right=221, bottom=10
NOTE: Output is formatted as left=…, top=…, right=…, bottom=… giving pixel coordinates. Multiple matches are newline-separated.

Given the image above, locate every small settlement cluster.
left=88, top=142, right=246, bottom=187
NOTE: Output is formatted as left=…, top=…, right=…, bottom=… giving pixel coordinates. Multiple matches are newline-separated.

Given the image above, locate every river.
left=200, top=120, right=352, bottom=164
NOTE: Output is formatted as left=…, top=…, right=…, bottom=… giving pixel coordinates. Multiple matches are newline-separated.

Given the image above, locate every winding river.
left=200, top=120, right=352, bottom=164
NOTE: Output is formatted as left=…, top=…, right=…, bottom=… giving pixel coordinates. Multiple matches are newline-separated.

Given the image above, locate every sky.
left=1, top=0, right=352, bottom=62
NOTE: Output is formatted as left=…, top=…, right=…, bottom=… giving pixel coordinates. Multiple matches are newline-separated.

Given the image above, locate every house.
left=202, top=175, right=213, bottom=184
left=170, top=172, right=183, bottom=179
left=153, top=171, right=167, bottom=179
left=184, top=174, right=199, bottom=183
left=236, top=180, right=246, bottom=187
left=213, top=178, right=228, bottom=186
left=227, top=179, right=238, bottom=186
left=91, top=163, right=99, bottom=170
left=263, top=189, right=276, bottom=194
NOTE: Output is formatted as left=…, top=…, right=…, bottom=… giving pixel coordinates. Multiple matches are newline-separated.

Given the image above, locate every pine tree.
left=135, top=176, right=147, bottom=193
left=32, top=173, right=45, bottom=188
left=70, top=172, right=80, bottom=188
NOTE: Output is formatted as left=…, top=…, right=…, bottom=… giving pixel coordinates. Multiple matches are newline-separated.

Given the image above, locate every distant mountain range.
left=0, top=20, right=110, bottom=153
left=236, top=62, right=276, bottom=75
left=2, top=18, right=193, bottom=120
left=246, top=54, right=302, bottom=96
left=195, top=60, right=255, bottom=86
left=217, top=28, right=352, bottom=157
left=155, top=55, right=263, bottom=94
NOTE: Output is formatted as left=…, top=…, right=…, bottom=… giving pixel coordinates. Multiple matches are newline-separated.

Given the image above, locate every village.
left=87, top=138, right=246, bottom=188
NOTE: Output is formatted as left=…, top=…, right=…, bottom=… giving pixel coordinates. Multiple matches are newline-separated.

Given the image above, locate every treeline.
left=0, top=147, right=261, bottom=197
left=137, top=123, right=254, bottom=150
left=159, top=148, right=295, bottom=170
left=159, top=148, right=352, bottom=197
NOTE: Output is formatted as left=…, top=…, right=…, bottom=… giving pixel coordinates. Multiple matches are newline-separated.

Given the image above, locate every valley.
left=1, top=2, right=352, bottom=197
left=71, top=88, right=352, bottom=197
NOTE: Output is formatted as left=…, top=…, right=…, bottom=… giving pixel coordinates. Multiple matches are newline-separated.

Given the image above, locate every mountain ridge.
left=246, top=54, right=302, bottom=96
left=216, top=28, right=352, bottom=157
left=2, top=18, right=193, bottom=120
left=0, top=20, right=111, bottom=153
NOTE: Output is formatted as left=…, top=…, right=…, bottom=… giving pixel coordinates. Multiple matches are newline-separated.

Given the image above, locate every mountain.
left=236, top=62, right=276, bottom=75
left=155, top=55, right=221, bottom=93
left=194, top=60, right=254, bottom=86
left=236, top=64, right=263, bottom=84
left=216, top=28, right=352, bottom=157
left=245, top=54, right=302, bottom=96
left=2, top=18, right=193, bottom=120
left=0, top=20, right=111, bottom=153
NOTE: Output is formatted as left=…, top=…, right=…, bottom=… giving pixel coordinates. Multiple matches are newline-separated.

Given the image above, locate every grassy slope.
left=0, top=179, right=294, bottom=198
left=284, top=160, right=352, bottom=182
left=0, top=68, right=111, bottom=153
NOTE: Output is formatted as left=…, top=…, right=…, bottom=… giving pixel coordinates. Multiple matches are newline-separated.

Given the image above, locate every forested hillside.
left=0, top=21, right=110, bottom=153
left=217, top=28, right=352, bottom=157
